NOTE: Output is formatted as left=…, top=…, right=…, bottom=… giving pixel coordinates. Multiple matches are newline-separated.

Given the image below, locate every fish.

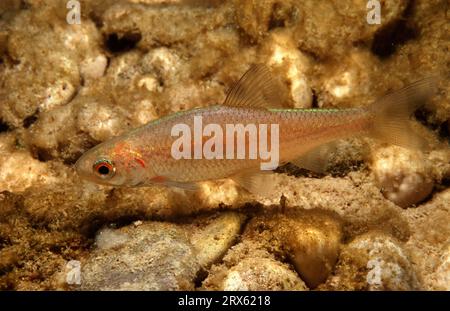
left=75, top=64, right=438, bottom=194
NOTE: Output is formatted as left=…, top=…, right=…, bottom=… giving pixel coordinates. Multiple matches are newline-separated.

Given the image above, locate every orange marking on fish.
left=112, top=141, right=129, bottom=157
left=135, top=158, right=146, bottom=168
left=150, top=175, right=167, bottom=183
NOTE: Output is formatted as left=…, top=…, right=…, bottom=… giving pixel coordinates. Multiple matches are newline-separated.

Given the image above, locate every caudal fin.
left=369, top=76, right=439, bottom=150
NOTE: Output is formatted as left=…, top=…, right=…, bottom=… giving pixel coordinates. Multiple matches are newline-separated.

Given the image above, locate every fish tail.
left=368, top=76, right=439, bottom=150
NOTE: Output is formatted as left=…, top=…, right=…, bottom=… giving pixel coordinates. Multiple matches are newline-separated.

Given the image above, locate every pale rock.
left=189, top=212, right=246, bottom=268
left=266, top=31, right=312, bottom=108
left=338, top=232, right=418, bottom=290
left=80, top=55, right=108, bottom=81
left=220, top=257, right=308, bottom=291
left=81, top=222, right=200, bottom=290
left=77, top=103, right=124, bottom=141
left=371, top=146, right=434, bottom=207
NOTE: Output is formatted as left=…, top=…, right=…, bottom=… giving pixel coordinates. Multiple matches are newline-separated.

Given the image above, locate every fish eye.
left=93, top=159, right=115, bottom=179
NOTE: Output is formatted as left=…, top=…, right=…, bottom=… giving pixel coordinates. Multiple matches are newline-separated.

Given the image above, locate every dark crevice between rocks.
left=371, top=1, right=419, bottom=59
left=193, top=269, right=209, bottom=289
left=414, top=108, right=450, bottom=142
left=105, top=32, right=142, bottom=54
left=276, top=160, right=366, bottom=179
left=0, top=119, right=10, bottom=133
left=2, top=49, right=21, bottom=68
left=311, top=89, right=319, bottom=108
left=81, top=210, right=148, bottom=239
left=89, top=11, right=103, bottom=28
left=275, top=163, right=324, bottom=178
left=0, top=265, right=15, bottom=279
left=23, top=111, right=38, bottom=129
left=297, top=47, right=321, bottom=62
left=19, top=0, right=31, bottom=10
left=440, top=176, right=450, bottom=189
left=438, top=120, right=450, bottom=143
left=268, top=3, right=287, bottom=31
left=34, top=148, right=54, bottom=162
left=0, top=236, right=11, bottom=251
left=371, top=19, right=418, bottom=58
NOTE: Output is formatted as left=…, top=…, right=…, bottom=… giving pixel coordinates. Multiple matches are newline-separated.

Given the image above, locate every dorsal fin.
left=223, top=64, right=287, bottom=109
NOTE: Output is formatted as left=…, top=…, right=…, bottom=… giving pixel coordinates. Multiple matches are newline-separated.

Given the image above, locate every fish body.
left=75, top=65, right=437, bottom=192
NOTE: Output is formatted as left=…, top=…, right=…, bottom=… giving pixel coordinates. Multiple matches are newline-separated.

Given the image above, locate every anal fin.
left=291, top=141, right=338, bottom=174
left=157, top=180, right=199, bottom=191
left=231, top=170, right=276, bottom=196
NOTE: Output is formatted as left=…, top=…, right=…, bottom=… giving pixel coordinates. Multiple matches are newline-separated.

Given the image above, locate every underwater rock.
left=263, top=30, right=313, bottom=109
left=95, top=228, right=130, bottom=250
left=292, top=0, right=407, bottom=58
left=80, top=54, right=108, bottom=82
left=371, top=146, right=434, bottom=207
left=202, top=241, right=307, bottom=291
left=234, top=0, right=288, bottom=43
left=22, top=181, right=109, bottom=232
left=81, top=222, right=200, bottom=290
left=283, top=213, right=343, bottom=288
left=101, top=2, right=231, bottom=49
left=188, top=212, right=246, bottom=268
left=80, top=212, right=247, bottom=290
left=385, top=0, right=450, bottom=124
left=325, top=232, right=418, bottom=290
left=318, top=48, right=381, bottom=109
left=404, top=189, right=450, bottom=290
left=77, top=100, right=126, bottom=142
left=0, top=133, right=58, bottom=192
left=209, top=257, right=307, bottom=291
left=433, top=243, right=450, bottom=290
left=243, top=209, right=343, bottom=288
left=0, top=4, right=102, bottom=127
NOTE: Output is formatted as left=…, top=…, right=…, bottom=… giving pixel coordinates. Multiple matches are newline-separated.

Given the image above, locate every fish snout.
left=74, top=154, right=91, bottom=179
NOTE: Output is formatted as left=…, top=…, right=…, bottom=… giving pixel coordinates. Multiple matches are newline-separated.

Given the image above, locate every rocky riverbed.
left=0, top=0, right=449, bottom=290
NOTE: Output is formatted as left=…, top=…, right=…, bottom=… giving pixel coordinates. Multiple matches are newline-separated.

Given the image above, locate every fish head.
left=75, top=139, right=149, bottom=187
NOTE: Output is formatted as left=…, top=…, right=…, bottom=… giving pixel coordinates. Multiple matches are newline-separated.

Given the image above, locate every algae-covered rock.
left=243, top=209, right=343, bottom=288
left=324, top=232, right=418, bottom=290
left=81, top=222, right=200, bottom=290
left=371, top=146, right=435, bottom=207
left=80, top=212, right=246, bottom=290
left=202, top=241, right=308, bottom=291
left=188, top=212, right=246, bottom=268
